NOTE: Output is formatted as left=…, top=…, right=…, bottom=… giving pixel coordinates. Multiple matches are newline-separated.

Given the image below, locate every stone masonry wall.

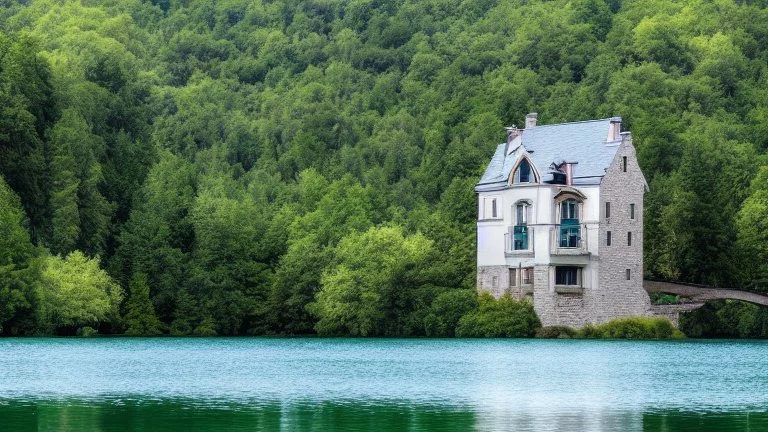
left=476, top=265, right=509, bottom=298
left=594, top=135, right=651, bottom=322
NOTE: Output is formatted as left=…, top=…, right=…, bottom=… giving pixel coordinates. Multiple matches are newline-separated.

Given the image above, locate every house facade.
left=475, top=113, right=651, bottom=327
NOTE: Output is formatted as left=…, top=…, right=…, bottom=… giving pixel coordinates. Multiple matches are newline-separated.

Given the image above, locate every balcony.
left=505, top=225, right=534, bottom=255
left=551, top=221, right=589, bottom=255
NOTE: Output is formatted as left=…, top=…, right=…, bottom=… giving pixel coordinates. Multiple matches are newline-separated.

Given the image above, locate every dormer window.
left=514, top=159, right=532, bottom=183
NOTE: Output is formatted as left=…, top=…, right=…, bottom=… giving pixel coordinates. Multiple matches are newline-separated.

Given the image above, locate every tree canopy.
left=0, top=0, right=767, bottom=336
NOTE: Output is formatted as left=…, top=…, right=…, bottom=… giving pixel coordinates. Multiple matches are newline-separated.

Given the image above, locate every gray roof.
left=475, top=118, right=622, bottom=192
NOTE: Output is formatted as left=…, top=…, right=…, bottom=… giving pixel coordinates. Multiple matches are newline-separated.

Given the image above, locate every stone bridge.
left=643, top=280, right=768, bottom=326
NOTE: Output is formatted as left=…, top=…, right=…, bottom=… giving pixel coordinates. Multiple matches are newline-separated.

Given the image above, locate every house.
left=475, top=113, right=650, bottom=327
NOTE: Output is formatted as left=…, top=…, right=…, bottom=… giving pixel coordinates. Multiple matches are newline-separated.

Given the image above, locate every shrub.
left=455, top=293, right=541, bottom=338
left=580, top=317, right=684, bottom=339
left=650, top=293, right=680, bottom=305
left=423, top=289, right=479, bottom=337
left=76, top=326, right=98, bottom=337
left=535, top=325, right=579, bottom=339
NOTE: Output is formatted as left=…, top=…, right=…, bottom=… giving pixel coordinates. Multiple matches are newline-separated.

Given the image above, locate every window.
left=628, top=231, right=632, bottom=246
left=622, top=156, right=627, bottom=172
left=626, top=269, right=631, bottom=280
left=607, top=231, right=612, bottom=246
left=630, top=203, right=635, bottom=220
left=561, top=199, right=578, bottom=220
left=491, top=199, right=497, bottom=218
left=516, top=203, right=529, bottom=225
left=492, top=276, right=498, bottom=288
left=509, top=269, right=516, bottom=287
left=605, top=202, right=611, bottom=218
left=513, top=203, right=530, bottom=250
left=556, top=266, right=579, bottom=286
left=522, top=267, right=533, bottom=285
left=560, top=199, right=580, bottom=248
left=515, top=159, right=532, bottom=183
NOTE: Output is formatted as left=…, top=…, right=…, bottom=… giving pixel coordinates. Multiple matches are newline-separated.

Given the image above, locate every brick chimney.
left=607, top=117, right=622, bottom=142
left=525, top=112, right=537, bottom=129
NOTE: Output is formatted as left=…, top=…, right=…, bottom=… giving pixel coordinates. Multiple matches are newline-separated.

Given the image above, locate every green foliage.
left=681, top=300, right=768, bottom=338
left=0, top=0, right=767, bottom=336
left=455, top=294, right=541, bottom=338
left=309, top=226, right=434, bottom=336
left=536, top=326, right=579, bottom=339
left=76, top=326, right=98, bottom=337
left=124, top=273, right=163, bottom=336
left=0, top=176, right=39, bottom=335
left=37, top=251, right=123, bottom=334
left=580, top=317, right=684, bottom=339
left=650, top=293, right=680, bottom=305
left=423, top=289, right=478, bottom=337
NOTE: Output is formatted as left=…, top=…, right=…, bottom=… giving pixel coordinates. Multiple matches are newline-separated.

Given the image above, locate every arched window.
left=514, top=159, right=532, bottom=183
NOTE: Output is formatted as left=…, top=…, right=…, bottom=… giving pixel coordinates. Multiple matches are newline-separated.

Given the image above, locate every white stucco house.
left=475, top=113, right=651, bottom=327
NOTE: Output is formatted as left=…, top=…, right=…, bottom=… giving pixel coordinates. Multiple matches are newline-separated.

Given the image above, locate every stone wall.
left=594, top=135, right=651, bottom=322
left=476, top=265, right=509, bottom=298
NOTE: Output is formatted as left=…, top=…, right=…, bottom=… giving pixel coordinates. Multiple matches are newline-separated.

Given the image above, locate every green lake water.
left=0, top=339, right=766, bottom=431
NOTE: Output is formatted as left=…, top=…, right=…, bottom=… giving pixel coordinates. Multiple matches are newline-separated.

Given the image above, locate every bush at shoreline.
left=536, top=317, right=685, bottom=340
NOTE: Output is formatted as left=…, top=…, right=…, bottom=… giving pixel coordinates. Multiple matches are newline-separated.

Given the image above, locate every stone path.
left=644, top=280, right=768, bottom=306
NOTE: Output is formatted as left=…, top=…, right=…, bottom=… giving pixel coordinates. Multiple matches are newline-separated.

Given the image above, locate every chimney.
left=505, top=126, right=521, bottom=144
left=525, top=113, right=537, bottom=129
left=607, top=117, right=622, bottom=142
left=564, top=163, right=573, bottom=186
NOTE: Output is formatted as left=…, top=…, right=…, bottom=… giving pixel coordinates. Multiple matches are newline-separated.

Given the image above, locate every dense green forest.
left=2, top=0, right=768, bottom=336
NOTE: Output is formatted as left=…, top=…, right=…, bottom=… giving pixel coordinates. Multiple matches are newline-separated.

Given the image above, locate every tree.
left=309, top=226, right=434, bottom=336
left=37, top=251, right=123, bottom=334
left=736, top=167, right=768, bottom=290
left=0, top=176, right=39, bottom=335
left=124, top=273, right=163, bottom=336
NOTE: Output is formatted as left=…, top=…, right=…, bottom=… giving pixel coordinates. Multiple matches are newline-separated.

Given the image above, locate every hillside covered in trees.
left=2, top=0, right=768, bottom=336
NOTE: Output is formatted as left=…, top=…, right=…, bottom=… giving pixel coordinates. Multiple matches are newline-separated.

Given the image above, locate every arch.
left=553, top=187, right=586, bottom=202
left=508, top=155, right=540, bottom=185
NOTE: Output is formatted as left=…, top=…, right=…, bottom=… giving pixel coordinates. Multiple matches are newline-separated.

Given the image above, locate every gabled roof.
left=476, top=118, right=622, bottom=192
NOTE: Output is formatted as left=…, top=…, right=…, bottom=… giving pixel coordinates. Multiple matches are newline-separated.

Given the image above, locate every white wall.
left=477, top=184, right=602, bottom=268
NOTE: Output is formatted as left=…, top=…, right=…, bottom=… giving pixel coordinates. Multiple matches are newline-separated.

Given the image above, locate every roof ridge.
left=523, top=118, right=612, bottom=129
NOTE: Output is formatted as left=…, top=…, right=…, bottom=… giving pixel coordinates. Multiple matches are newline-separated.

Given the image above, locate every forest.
left=1, top=0, right=768, bottom=337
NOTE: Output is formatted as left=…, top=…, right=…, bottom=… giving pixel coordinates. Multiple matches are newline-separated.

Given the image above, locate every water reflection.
left=1, top=398, right=766, bottom=432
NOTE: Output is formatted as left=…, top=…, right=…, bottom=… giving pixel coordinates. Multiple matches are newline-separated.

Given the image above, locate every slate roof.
left=475, top=118, right=622, bottom=192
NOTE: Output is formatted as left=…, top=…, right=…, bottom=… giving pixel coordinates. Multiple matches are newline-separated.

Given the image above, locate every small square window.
left=628, top=232, right=632, bottom=246
left=555, top=266, right=579, bottom=286
left=522, top=267, right=533, bottom=285
left=626, top=269, right=631, bottom=280
left=630, top=203, right=635, bottom=220
left=607, top=231, right=612, bottom=246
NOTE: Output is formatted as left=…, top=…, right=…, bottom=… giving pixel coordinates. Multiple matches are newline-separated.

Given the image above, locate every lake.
left=0, top=338, right=766, bottom=431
